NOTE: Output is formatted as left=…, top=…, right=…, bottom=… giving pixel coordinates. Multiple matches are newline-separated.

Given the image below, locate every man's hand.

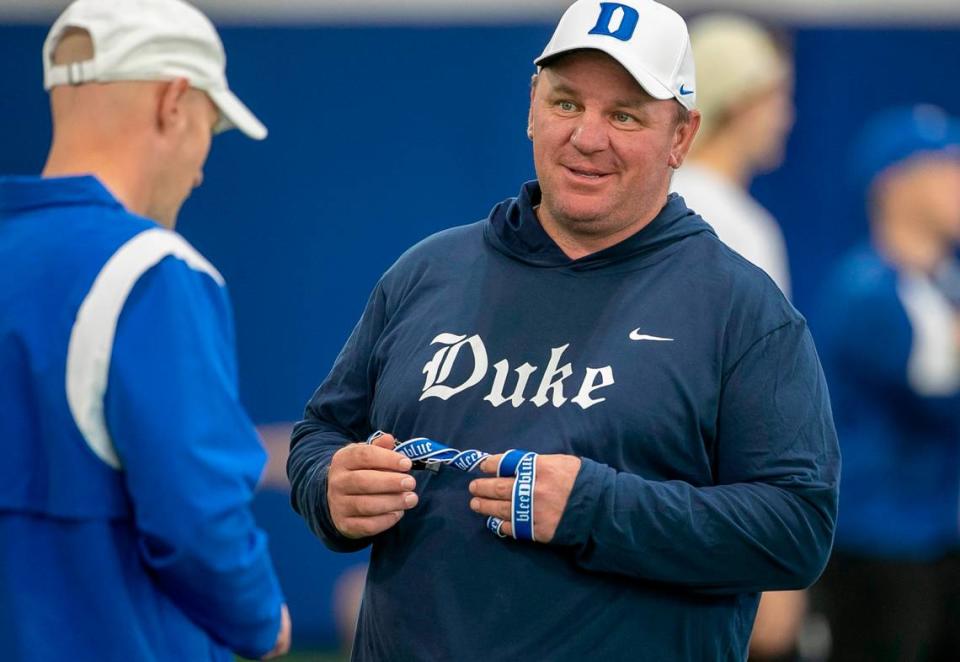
left=468, top=453, right=581, bottom=543
left=262, top=604, right=291, bottom=659
left=327, top=433, right=418, bottom=539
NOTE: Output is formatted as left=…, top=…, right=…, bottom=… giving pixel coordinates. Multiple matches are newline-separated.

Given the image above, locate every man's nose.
left=571, top=111, right=610, bottom=154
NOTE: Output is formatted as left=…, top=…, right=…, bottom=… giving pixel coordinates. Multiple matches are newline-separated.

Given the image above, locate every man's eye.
left=557, top=101, right=577, bottom=112
left=613, top=112, right=635, bottom=124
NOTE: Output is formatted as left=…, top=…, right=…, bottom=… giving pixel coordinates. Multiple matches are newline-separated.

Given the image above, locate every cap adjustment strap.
left=46, top=59, right=97, bottom=88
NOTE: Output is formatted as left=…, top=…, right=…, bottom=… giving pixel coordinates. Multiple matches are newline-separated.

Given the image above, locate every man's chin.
left=545, top=203, right=611, bottom=233
left=551, top=193, right=613, bottom=222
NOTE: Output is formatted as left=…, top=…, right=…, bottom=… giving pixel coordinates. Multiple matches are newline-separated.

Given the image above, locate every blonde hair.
left=688, top=14, right=789, bottom=139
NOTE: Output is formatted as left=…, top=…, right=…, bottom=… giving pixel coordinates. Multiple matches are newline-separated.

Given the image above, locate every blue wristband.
left=497, top=448, right=529, bottom=478
left=368, top=432, right=538, bottom=542
left=510, top=451, right=537, bottom=542
left=487, top=516, right=508, bottom=538
left=367, top=431, right=489, bottom=473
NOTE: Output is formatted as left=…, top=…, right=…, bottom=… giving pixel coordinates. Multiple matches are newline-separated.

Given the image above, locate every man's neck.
left=43, top=143, right=159, bottom=226
left=536, top=196, right=666, bottom=261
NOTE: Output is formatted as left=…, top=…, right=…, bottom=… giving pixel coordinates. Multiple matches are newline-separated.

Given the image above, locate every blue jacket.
left=816, top=243, right=960, bottom=560
left=0, top=176, right=284, bottom=661
left=289, top=182, right=840, bottom=661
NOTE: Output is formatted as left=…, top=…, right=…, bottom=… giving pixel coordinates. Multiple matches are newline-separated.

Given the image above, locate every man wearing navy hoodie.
left=288, top=1, right=840, bottom=659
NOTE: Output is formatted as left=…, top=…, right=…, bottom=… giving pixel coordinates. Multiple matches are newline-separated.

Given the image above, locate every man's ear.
left=668, top=109, right=701, bottom=169
left=527, top=73, right=538, bottom=140
left=156, top=77, right=191, bottom=135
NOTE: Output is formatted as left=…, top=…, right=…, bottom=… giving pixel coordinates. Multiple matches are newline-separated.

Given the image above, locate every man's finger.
left=338, top=442, right=412, bottom=472
left=469, top=477, right=513, bottom=500
left=342, top=511, right=404, bottom=539
left=470, top=496, right=511, bottom=521
left=493, top=520, right=513, bottom=539
left=341, top=469, right=416, bottom=495
left=478, top=453, right=504, bottom=475
left=369, top=432, right=396, bottom=450
left=346, top=492, right=418, bottom=517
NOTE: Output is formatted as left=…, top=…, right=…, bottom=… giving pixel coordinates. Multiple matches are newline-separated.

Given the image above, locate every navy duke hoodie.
left=290, top=181, right=840, bottom=661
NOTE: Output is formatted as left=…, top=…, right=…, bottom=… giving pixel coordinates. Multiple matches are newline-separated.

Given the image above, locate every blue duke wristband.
left=367, top=432, right=538, bottom=542
left=495, top=449, right=537, bottom=541
left=497, top=449, right=529, bottom=478
left=510, top=451, right=537, bottom=542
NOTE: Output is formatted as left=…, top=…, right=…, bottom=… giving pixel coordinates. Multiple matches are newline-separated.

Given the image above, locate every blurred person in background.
left=288, top=1, right=839, bottom=660
left=0, top=0, right=290, bottom=660
left=672, top=13, right=794, bottom=298
left=671, top=14, right=806, bottom=661
left=816, top=105, right=960, bottom=661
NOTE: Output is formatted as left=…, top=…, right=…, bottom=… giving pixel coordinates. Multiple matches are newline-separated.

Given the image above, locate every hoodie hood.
left=484, top=180, right=714, bottom=272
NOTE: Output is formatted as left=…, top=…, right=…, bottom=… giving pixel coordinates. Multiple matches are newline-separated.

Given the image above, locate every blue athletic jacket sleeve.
left=104, top=256, right=284, bottom=659
left=552, top=318, right=840, bottom=594
left=817, top=246, right=959, bottom=559
left=819, top=266, right=959, bottom=425
left=825, top=280, right=912, bottom=385
left=288, top=283, right=388, bottom=553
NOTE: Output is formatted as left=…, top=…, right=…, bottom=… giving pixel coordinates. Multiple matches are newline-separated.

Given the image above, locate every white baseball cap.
left=535, top=0, right=697, bottom=110
left=43, top=0, right=267, bottom=140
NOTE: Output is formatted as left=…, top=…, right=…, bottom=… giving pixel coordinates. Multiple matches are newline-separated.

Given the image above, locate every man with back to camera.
left=0, top=1, right=290, bottom=660
left=816, top=105, right=960, bottom=661
left=288, top=1, right=840, bottom=659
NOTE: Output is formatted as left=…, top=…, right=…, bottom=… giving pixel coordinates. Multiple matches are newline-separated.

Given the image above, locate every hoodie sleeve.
left=105, top=257, right=284, bottom=659
left=287, top=282, right=388, bottom=553
left=552, top=319, right=841, bottom=595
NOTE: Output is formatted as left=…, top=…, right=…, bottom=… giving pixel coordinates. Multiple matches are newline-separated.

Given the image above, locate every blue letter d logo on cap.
left=588, top=2, right=640, bottom=42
